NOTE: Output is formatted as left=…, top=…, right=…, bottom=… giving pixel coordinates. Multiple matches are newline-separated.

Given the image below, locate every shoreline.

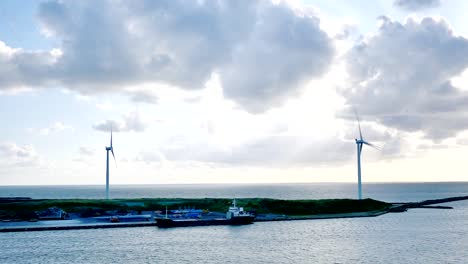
left=2, top=195, right=465, bottom=233
left=0, top=209, right=390, bottom=233
left=255, top=209, right=389, bottom=222
left=0, top=222, right=157, bottom=233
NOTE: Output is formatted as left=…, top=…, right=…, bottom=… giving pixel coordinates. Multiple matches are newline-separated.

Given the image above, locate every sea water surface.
left=1, top=183, right=468, bottom=263
left=1, top=182, right=468, bottom=201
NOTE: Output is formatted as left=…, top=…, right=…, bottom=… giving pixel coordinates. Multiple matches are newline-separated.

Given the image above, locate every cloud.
left=78, top=146, right=95, bottom=156
left=93, top=111, right=149, bottom=132
left=184, top=96, right=202, bottom=104
left=159, top=136, right=354, bottom=167
left=0, top=142, right=40, bottom=167
left=37, top=121, right=72, bottom=135
left=341, top=120, right=406, bottom=158
left=394, top=0, right=441, bottom=11
left=218, top=1, right=335, bottom=112
left=343, top=122, right=392, bottom=143
left=416, top=143, right=449, bottom=150
left=95, top=101, right=113, bottom=110
left=341, top=17, right=468, bottom=141
left=379, top=136, right=407, bottom=158
left=335, top=24, right=359, bottom=40
left=136, top=150, right=164, bottom=164
left=73, top=146, right=97, bottom=164
left=128, top=90, right=158, bottom=104
left=0, top=0, right=334, bottom=113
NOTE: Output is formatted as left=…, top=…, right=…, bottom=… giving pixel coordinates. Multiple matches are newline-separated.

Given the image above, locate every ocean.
left=1, top=183, right=468, bottom=263
left=1, top=182, right=467, bottom=201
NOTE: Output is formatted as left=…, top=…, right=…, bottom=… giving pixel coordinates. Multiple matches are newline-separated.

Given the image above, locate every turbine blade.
left=358, top=122, right=363, bottom=141
left=354, top=109, right=363, bottom=140
left=363, top=141, right=380, bottom=150
left=111, top=148, right=117, bottom=167
left=110, top=126, right=113, bottom=148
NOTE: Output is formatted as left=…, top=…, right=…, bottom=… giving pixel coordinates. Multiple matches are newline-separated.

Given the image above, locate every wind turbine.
left=105, top=127, right=116, bottom=200
left=355, top=113, right=378, bottom=200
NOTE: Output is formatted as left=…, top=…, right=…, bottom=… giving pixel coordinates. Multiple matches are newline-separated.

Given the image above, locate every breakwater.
left=390, top=195, right=468, bottom=212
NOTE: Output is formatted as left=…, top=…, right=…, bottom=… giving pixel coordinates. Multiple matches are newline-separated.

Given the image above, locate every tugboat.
left=225, top=198, right=255, bottom=225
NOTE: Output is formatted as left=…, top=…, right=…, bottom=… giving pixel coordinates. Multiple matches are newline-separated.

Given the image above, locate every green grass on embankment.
left=0, top=198, right=390, bottom=220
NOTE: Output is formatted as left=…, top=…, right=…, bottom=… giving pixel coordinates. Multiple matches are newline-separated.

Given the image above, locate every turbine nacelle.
left=354, top=113, right=379, bottom=150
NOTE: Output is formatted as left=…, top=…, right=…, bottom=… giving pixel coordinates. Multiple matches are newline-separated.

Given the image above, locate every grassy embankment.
left=0, top=198, right=390, bottom=220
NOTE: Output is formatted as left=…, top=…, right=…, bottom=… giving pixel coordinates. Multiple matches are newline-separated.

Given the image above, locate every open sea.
left=1, top=182, right=468, bottom=263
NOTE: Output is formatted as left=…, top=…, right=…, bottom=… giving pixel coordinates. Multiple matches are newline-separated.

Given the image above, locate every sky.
left=2, top=0, right=468, bottom=185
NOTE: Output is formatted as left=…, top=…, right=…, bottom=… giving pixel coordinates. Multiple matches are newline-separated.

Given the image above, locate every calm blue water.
left=1, top=183, right=468, bottom=263
left=1, top=182, right=468, bottom=202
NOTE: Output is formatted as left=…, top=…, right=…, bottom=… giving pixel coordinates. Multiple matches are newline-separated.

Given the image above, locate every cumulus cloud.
left=0, top=41, right=60, bottom=90
left=218, top=1, right=334, bottom=112
left=73, top=146, right=97, bottom=164
left=343, top=122, right=392, bottom=143
left=0, top=0, right=334, bottom=112
left=136, top=150, right=164, bottom=164
left=78, top=146, right=95, bottom=156
left=93, top=111, right=149, bottom=132
left=37, top=121, right=72, bottom=135
left=456, top=137, right=468, bottom=145
left=342, top=120, right=406, bottom=158
left=341, top=17, right=468, bottom=141
left=0, top=142, right=40, bottom=167
left=416, top=143, right=449, bottom=150
left=394, top=0, right=441, bottom=11
left=128, top=90, right=158, bottom=104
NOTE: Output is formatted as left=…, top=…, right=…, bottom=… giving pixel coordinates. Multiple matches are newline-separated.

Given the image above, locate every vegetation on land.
left=0, top=198, right=390, bottom=220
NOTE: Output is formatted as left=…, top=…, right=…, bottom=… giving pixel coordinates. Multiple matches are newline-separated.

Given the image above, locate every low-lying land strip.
left=0, top=198, right=390, bottom=232
left=0, top=197, right=390, bottom=220
left=2, top=196, right=467, bottom=232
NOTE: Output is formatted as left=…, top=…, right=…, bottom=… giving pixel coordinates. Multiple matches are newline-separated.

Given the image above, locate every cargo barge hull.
left=155, top=217, right=254, bottom=228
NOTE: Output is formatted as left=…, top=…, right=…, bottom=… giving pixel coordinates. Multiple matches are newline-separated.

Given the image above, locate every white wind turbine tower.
left=355, top=113, right=379, bottom=200
left=105, top=127, right=116, bottom=200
